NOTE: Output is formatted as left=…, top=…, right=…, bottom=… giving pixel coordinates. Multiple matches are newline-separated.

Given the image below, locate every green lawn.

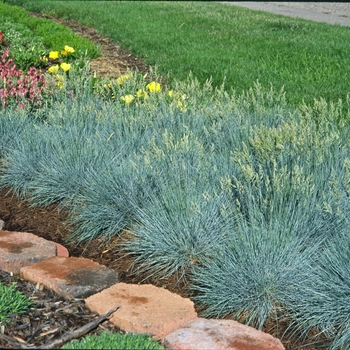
left=6, top=0, right=350, bottom=108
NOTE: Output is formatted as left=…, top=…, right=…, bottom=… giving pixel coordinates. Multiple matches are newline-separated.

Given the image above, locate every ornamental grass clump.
left=0, top=106, right=29, bottom=160
left=120, top=111, right=235, bottom=279
left=189, top=168, right=345, bottom=330
left=0, top=123, right=50, bottom=198
left=0, top=96, right=136, bottom=207
left=124, top=168, right=234, bottom=280
left=66, top=105, right=173, bottom=244
left=283, top=154, right=350, bottom=348
left=288, top=230, right=350, bottom=349
left=190, top=216, right=318, bottom=330
left=24, top=123, right=119, bottom=209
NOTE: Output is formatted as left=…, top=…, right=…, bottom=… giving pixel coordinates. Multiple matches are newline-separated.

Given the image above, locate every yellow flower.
left=168, top=90, right=173, bottom=98
left=47, top=64, right=59, bottom=74
left=121, top=94, right=135, bottom=105
left=49, top=51, right=59, bottom=60
left=60, top=62, right=71, bottom=72
left=117, top=74, right=131, bottom=86
left=61, top=45, right=75, bottom=55
left=135, top=89, right=148, bottom=99
left=56, top=74, right=64, bottom=89
left=146, top=81, right=161, bottom=93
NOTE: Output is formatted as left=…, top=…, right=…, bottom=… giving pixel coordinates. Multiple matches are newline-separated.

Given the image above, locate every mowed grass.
left=6, top=0, right=350, bottom=108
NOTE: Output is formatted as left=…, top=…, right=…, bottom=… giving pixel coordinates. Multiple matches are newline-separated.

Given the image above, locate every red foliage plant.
left=0, top=48, right=47, bottom=110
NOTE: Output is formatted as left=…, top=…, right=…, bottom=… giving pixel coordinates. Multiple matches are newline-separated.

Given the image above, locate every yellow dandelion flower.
left=168, top=90, right=173, bottom=98
left=60, top=62, right=71, bottom=72
left=146, top=81, right=161, bottom=93
left=121, top=94, right=135, bottom=105
left=49, top=51, right=59, bottom=60
left=47, top=64, right=59, bottom=74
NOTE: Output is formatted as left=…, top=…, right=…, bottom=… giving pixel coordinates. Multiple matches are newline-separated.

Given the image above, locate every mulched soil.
left=0, top=13, right=333, bottom=349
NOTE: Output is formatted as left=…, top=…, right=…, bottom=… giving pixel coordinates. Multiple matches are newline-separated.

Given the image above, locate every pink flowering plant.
left=0, top=48, right=47, bottom=110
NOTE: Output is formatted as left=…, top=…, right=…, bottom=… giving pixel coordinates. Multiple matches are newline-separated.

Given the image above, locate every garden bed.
left=1, top=5, right=350, bottom=350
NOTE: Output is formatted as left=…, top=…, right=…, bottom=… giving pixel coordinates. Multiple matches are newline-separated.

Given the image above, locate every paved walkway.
left=221, top=2, right=350, bottom=27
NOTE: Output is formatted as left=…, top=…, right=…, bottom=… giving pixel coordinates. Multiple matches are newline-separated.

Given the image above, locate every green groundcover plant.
left=0, top=18, right=47, bottom=71
left=0, top=2, right=99, bottom=64
left=0, top=282, right=33, bottom=324
left=61, top=331, right=165, bottom=350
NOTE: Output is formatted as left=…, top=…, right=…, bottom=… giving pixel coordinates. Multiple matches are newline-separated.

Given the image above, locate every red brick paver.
left=163, top=318, right=285, bottom=350
left=20, top=256, right=119, bottom=299
left=85, top=282, right=197, bottom=340
left=0, top=230, right=57, bottom=274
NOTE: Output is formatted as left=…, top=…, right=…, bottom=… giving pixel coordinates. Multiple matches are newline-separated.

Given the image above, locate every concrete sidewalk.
left=221, top=2, right=350, bottom=27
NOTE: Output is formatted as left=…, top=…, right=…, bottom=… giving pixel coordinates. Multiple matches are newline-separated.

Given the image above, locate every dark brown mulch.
left=0, top=269, right=117, bottom=349
left=0, top=13, right=333, bottom=350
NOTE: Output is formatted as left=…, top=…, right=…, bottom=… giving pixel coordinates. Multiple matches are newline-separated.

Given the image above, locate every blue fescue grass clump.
left=123, top=167, right=235, bottom=280
left=287, top=221, right=350, bottom=349
left=67, top=163, right=143, bottom=244
left=190, top=222, right=317, bottom=330
left=0, top=108, right=30, bottom=162
left=0, top=94, right=152, bottom=207
left=0, top=122, right=49, bottom=198
left=189, top=180, right=345, bottom=330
